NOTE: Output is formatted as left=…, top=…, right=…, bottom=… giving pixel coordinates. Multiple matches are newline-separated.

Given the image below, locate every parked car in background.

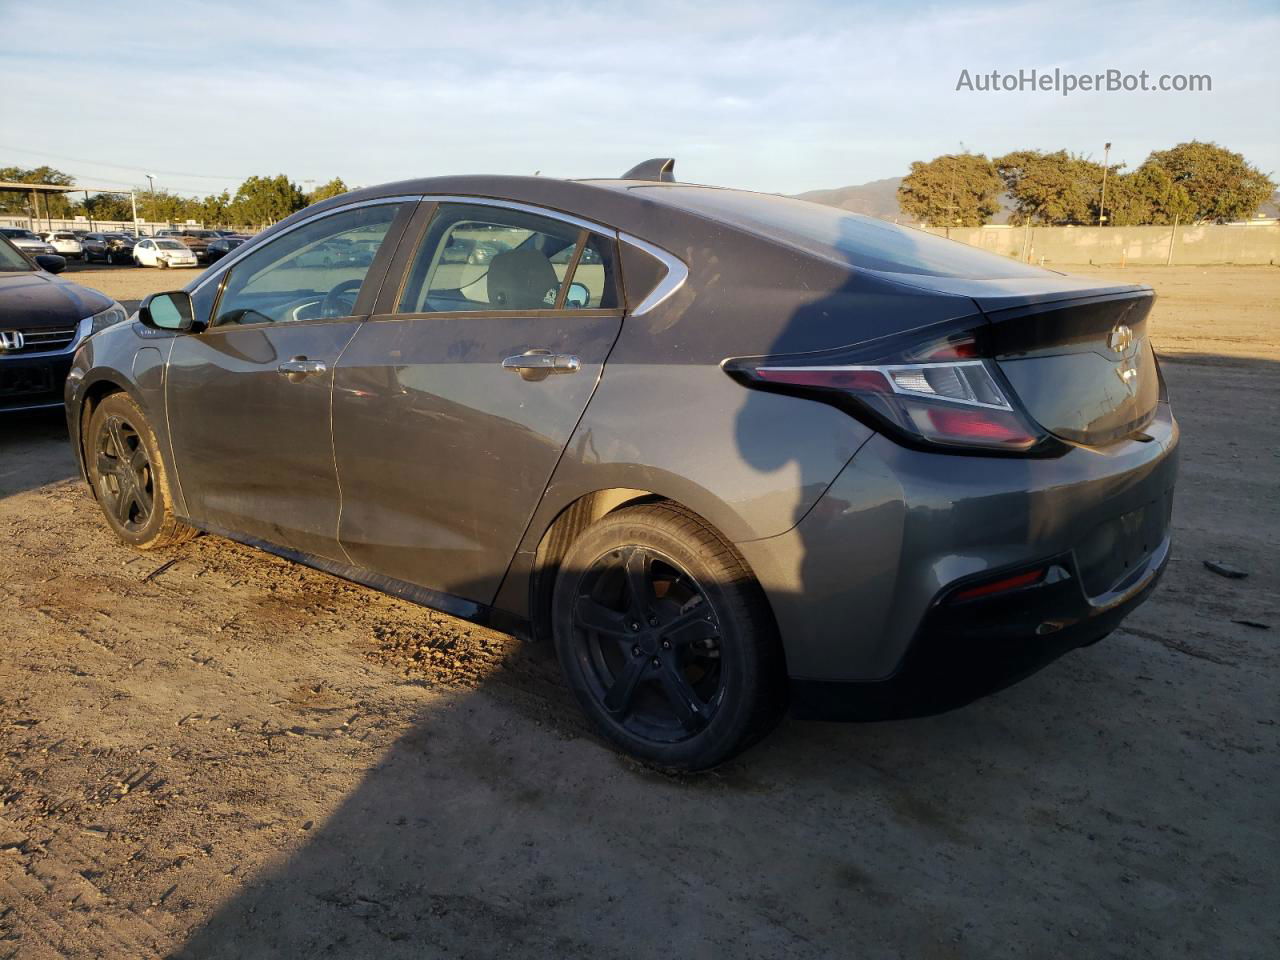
left=132, top=238, right=199, bottom=268
left=205, top=234, right=250, bottom=262
left=82, top=233, right=138, bottom=265
left=1, top=227, right=57, bottom=258
left=155, top=228, right=219, bottom=262
left=42, top=231, right=85, bottom=259
left=0, top=233, right=125, bottom=412
left=62, top=162, right=1179, bottom=770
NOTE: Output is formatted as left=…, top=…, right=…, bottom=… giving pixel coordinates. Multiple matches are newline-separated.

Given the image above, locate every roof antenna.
left=621, top=158, right=676, bottom=182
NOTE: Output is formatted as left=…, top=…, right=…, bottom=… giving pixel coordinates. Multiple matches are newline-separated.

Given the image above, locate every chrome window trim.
left=618, top=233, right=688, bottom=316
left=189, top=195, right=421, bottom=296
left=420, top=195, right=615, bottom=236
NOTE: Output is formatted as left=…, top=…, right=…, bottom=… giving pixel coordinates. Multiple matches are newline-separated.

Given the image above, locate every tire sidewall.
left=551, top=508, right=773, bottom=770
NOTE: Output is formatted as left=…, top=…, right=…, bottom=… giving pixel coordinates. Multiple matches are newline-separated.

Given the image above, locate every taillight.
left=724, top=320, right=1053, bottom=454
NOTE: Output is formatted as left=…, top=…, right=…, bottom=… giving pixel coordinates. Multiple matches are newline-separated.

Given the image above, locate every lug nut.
left=632, top=645, right=641, bottom=656
left=651, top=657, right=660, bottom=667
left=629, top=622, right=640, bottom=632
left=648, top=616, right=659, bottom=627
left=661, top=639, right=671, bottom=649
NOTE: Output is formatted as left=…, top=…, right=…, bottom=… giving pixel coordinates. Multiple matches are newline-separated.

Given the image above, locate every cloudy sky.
left=1, top=0, right=1276, bottom=197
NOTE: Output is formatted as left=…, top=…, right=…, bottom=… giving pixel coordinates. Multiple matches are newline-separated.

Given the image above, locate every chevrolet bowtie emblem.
left=1108, top=324, right=1135, bottom=354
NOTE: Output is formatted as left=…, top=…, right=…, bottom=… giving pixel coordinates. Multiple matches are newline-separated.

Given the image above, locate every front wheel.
left=552, top=502, right=786, bottom=770
left=85, top=393, right=196, bottom=550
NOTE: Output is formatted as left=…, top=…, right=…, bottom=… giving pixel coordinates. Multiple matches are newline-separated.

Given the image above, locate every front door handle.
left=277, top=357, right=328, bottom=382
left=502, top=349, right=581, bottom=382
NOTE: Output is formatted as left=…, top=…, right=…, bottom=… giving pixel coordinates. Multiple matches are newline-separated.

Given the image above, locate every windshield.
left=156, top=240, right=187, bottom=250
left=635, top=185, right=1052, bottom=280
left=0, top=236, right=32, bottom=271
left=1, top=228, right=36, bottom=240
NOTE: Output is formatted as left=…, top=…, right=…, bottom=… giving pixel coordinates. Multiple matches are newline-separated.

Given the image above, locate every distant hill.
left=794, top=177, right=905, bottom=221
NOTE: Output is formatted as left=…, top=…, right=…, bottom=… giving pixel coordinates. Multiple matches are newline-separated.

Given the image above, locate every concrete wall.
left=921, top=222, right=1280, bottom=266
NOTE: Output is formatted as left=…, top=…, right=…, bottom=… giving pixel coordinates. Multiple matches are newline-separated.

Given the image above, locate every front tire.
left=551, top=502, right=785, bottom=770
left=86, top=393, right=196, bottom=550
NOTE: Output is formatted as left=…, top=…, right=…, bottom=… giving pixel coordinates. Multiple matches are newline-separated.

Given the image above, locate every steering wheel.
left=320, top=278, right=363, bottom=318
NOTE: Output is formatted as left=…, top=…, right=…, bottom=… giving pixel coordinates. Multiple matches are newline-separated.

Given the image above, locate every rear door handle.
left=277, top=357, right=327, bottom=382
left=502, top=349, right=581, bottom=381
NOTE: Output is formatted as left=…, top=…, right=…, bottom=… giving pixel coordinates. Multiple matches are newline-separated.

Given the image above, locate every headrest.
left=487, top=247, right=560, bottom=310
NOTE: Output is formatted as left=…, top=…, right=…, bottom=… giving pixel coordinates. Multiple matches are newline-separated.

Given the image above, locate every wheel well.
left=526, top=489, right=768, bottom=645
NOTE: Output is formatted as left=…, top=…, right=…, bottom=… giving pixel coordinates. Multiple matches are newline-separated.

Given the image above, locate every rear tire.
left=86, top=393, right=196, bottom=550
left=551, top=502, right=786, bottom=771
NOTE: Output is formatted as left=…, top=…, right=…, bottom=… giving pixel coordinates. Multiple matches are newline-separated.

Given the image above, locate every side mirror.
left=35, top=253, right=66, bottom=274
left=565, top=282, right=590, bottom=308
left=139, top=291, right=200, bottom=332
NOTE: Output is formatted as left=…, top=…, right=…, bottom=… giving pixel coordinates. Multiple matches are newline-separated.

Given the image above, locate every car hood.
left=0, top=270, right=114, bottom=328
left=8, top=236, right=47, bottom=246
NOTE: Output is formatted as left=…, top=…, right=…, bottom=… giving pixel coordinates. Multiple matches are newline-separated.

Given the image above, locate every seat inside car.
left=486, top=248, right=560, bottom=309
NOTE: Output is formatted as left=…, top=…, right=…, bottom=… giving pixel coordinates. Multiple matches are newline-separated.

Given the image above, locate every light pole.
left=1098, top=142, right=1111, bottom=226
left=145, top=174, right=156, bottom=229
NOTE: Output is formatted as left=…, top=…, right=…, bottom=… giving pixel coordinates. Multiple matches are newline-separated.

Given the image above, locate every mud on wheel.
left=552, top=502, right=785, bottom=771
left=86, top=392, right=196, bottom=550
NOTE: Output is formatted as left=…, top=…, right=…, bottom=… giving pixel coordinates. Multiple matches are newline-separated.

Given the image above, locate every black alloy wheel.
left=552, top=502, right=785, bottom=770
left=571, top=544, right=725, bottom=742
left=94, top=414, right=154, bottom=533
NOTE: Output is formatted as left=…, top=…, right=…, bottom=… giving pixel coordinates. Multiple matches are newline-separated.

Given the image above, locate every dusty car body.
left=64, top=161, right=1178, bottom=768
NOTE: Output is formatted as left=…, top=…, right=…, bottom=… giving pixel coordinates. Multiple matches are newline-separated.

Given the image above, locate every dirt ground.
left=1, top=265, right=1276, bottom=959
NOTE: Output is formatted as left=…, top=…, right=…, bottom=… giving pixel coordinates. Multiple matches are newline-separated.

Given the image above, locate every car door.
left=332, top=200, right=625, bottom=605
left=165, top=199, right=416, bottom=560
left=135, top=240, right=152, bottom=265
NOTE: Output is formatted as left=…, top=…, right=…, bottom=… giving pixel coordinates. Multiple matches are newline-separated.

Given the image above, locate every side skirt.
left=187, top=521, right=532, bottom=640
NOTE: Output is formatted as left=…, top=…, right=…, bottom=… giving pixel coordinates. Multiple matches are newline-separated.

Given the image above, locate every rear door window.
left=396, top=204, right=619, bottom=313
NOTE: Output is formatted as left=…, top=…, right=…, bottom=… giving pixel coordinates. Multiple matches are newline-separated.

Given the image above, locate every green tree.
left=230, top=174, right=306, bottom=228
left=198, top=191, right=232, bottom=226
left=307, top=177, right=349, bottom=204
left=995, top=150, right=1107, bottom=225
left=1144, top=141, right=1275, bottom=222
left=897, top=153, right=1003, bottom=226
left=1104, top=164, right=1195, bottom=226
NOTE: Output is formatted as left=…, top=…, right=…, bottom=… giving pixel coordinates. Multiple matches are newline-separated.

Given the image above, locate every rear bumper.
left=789, top=532, right=1168, bottom=721
left=739, top=402, right=1179, bottom=688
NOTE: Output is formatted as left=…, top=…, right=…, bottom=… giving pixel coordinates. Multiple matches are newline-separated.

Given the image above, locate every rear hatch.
left=981, top=287, right=1159, bottom=446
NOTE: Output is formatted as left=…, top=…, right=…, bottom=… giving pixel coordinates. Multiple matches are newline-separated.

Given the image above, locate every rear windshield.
left=635, top=185, right=1050, bottom=280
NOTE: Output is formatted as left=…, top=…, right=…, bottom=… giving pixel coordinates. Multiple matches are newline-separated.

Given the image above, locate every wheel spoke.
left=622, top=547, right=655, bottom=618
left=575, top=595, right=633, bottom=641
left=128, top=445, right=149, bottom=473
left=602, top=655, right=649, bottom=717
left=133, top=478, right=153, bottom=518
left=658, top=663, right=710, bottom=732
left=95, top=453, right=117, bottom=477
left=112, top=485, right=135, bottom=524
left=105, top=419, right=130, bottom=461
left=661, top=602, right=718, bottom=649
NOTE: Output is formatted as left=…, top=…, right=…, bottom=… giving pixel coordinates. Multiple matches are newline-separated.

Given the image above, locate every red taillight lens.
left=948, top=567, right=1046, bottom=602
left=724, top=318, right=1052, bottom=454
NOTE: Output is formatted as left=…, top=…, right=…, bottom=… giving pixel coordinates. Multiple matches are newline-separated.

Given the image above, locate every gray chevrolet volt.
left=65, top=159, right=1178, bottom=769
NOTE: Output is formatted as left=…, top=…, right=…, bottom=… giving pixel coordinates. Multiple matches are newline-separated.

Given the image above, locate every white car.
left=42, top=231, right=85, bottom=258
left=133, top=238, right=199, bottom=268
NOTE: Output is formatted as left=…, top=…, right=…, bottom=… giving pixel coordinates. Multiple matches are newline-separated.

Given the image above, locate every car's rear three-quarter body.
left=63, top=165, right=1178, bottom=769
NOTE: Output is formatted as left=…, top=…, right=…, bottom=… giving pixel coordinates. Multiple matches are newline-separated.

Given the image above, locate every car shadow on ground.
left=0, top=409, right=76, bottom=498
